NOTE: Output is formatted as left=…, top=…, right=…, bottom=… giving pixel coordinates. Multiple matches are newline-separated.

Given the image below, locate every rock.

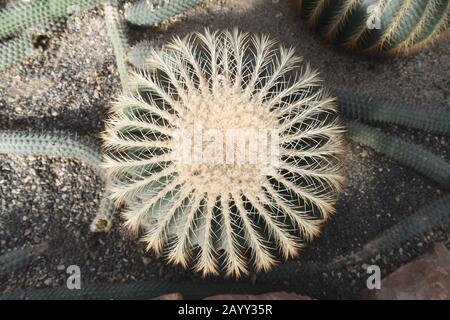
left=205, top=292, right=313, bottom=300
left=360, top=243, right=450, bottom=300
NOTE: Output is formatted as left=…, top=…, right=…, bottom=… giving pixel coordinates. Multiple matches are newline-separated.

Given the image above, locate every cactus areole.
left=295, top=0, right=450, bottom=55
left=102, top=29, right=346, bottom=277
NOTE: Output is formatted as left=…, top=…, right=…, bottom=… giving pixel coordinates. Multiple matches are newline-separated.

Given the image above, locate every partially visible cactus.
left=0, top=18, right=67, bottom=71
left=0, top=0, right=108, bottom=39
left=346, top=121, right=450, bottom=189
left=260, top=193, right=450, bottom=280
left=104, top=1, right=130, bottom=91
left=333, top=88, right=450, bottom=135
left=103, top=29, right=346, bottom=277
left=0, top=131, right=118, bottom=230
left=296, top=0, right=450, bottom=55
left=124, top=0, right=204, bottom=26
left=125, top=40, right=163, bottom=69
left=0, top=131, right=103, bottom=174
left=0, top=243, right=48, bottom=277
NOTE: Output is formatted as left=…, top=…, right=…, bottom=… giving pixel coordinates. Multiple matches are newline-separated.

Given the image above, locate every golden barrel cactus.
left=295, top=0, right=450, bottom=55
left=102, top=29, right=346, bottom=277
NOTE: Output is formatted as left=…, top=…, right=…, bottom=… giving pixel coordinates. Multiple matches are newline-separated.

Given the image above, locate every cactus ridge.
left=346, top=121, right=450, bottom=189
left=124, top=0, right=204, bottom=26
left=1, top=193, right=448, bottom=297
left=333, top=88, right=450, bottom=135
left=297, top=0, right=450, bottom=55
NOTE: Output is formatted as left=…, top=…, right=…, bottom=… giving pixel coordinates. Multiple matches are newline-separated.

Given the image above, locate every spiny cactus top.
left=102, top=29, right=346, bottom=277
left=296, top=0, right=450, bottom=55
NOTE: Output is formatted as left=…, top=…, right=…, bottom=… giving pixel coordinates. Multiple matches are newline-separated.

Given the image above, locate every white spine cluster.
left=102, top=29, right=346, bottom=278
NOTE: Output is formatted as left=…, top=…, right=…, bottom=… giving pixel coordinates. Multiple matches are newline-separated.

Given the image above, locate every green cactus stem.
left=296, top=0, right=450, bottom=55
left=124, top=0, right=204, bottom=26
left=346, top=121, right=450, bottom=189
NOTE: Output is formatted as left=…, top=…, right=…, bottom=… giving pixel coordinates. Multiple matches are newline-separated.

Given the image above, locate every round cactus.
left=102, top=29, right=346, bottom=277
left=295, top=0, right=450, bottom=55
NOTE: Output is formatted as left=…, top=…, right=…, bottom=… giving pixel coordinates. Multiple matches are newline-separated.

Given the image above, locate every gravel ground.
left=0, top=0, right=449, bottom=299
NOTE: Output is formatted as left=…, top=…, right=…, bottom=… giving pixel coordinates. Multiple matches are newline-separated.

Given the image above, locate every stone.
left=360, top=243, right=450, bottom=300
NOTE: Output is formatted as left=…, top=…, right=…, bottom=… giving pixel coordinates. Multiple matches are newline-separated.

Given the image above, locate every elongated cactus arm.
left=0, top=18, right=67, bottom=72
left=340, top=193, right=450, bottom=265
left=0, top=130, right=103, bottom=174
left=333, top=88, right=450, bottom=135
left=346, top=121, right=450, bottom=189
left=0, top=130, right=118, bottom=232
left=260, top=193, right=450, bottom=280
left=124, top=0, right=204, bottom=26
left=0, top=33, right=35, bottom=71
left=104, top=1, right=130, bottom=91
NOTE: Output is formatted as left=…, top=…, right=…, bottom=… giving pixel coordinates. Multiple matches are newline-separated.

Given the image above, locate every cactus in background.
left=333, top=88, right=450, bottom=135
left=125, top=40, right=163, bottom=69
left=0, top=33, right=35, bottom=71
left=0, top=243, right=48, bottom=277
left=0, top=0, right=108, bottom=39
left=295, top=0, right=450, bottom=55
left=124, top=0, right=204, bottom=26
left=0, top=18, right=67, bottom=71
left=346, top=121, right=450, bottom=189
left=259, top=192, right=450, bottom=281
left=104, top=1, right=130, bottom=91
left=0, top=131, right=103, bottom=173
left=102, top=29, right=346, bottom=277
left=0, top=131, right=118, bottom=230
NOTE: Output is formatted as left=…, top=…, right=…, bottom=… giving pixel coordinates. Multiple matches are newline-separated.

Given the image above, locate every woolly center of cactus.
left=171, top=90, right=278, bottom=194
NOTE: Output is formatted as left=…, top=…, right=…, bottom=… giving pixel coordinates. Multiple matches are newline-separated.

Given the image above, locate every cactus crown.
left=102, top=29, right=345, bottom=277
left=297, top=0, right=450, bottom=55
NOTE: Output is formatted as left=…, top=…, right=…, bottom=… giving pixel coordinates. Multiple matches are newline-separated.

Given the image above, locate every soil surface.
left=0, top=0, right=449, bottom=299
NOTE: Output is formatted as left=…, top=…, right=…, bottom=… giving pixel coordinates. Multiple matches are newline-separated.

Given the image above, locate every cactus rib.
left=333, top=88, right=450, bottom=135
left=124, top=0, right=204, bottom=26
left=345, top=121, right=450, bottom=189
